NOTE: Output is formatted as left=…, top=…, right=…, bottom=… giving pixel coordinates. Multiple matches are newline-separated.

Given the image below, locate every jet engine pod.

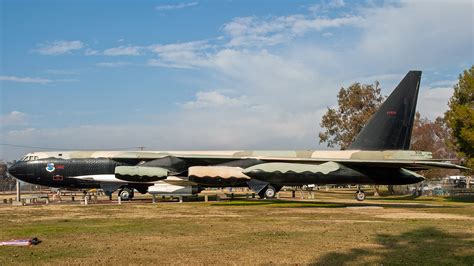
left=188, top=166, right=250, bottom=187
left=115, top=166, right=168, bottom=182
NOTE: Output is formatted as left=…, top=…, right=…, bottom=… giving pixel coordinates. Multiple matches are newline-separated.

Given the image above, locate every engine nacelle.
left=188, top=166, right=250, bottom=187
left=115, top=166, right=168, bottom=182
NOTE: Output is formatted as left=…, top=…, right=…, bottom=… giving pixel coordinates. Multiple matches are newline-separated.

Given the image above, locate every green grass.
left=0, top=192, right=473, bottom=264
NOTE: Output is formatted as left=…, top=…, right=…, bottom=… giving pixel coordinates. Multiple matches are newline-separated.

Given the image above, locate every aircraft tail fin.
left=348, top=70, right=421, bottom=151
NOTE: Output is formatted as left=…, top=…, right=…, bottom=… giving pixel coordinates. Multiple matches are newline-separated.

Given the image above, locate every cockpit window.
left=22, top=155, right=38, bottom=161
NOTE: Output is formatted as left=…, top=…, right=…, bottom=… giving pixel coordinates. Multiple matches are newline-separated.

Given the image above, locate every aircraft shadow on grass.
left=311, top=227, right=474, bottom=265
left=212, top=199, right=449, bottom=209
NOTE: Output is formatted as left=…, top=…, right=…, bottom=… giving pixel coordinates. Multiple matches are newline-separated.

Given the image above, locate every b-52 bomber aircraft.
left=7, top=71, right=468, bottom=201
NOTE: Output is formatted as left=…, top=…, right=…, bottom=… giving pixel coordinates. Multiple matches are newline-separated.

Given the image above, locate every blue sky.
left=1, top=0, right=473, bottom=160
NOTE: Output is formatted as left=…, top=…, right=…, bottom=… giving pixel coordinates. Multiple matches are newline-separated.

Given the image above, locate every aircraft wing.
left=107, top=151, right=469, bottom=171
left=330, top=159, right=469, bottom=171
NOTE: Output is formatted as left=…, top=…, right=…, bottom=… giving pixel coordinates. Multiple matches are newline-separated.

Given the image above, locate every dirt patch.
left=346, top=206, right=384, bottom=209
left=376, top=212, right=474, bottom=220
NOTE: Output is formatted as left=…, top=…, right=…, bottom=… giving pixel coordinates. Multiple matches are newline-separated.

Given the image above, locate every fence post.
left=16, top=179, right=21, bottom=202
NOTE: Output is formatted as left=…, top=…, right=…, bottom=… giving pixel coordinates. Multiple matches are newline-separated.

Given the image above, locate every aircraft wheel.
left=355, top=190, right=366, bottom=201
left=264, top=185, right=277, bottom=199
left=118, top=187, right=134, bottom=201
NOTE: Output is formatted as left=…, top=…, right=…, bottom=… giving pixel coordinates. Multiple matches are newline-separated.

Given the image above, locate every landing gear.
left=118, top=187, right=134, bottom=201
left=258, top=185, right=281, bottom=199
left=355, top=190, right=366, bottom=201
left=264, top=185, right=277, bottom=198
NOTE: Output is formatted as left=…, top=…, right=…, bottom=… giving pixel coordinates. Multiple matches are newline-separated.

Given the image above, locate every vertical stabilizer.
left=348, top=71, right=421, bottom=150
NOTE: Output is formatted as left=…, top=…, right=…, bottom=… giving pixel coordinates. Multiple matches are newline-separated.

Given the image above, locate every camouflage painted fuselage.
left=8, top=149, right=461, bottom=191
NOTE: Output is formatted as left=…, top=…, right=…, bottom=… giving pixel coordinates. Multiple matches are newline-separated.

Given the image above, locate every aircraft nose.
left=7, top=162, right=26, bottom=178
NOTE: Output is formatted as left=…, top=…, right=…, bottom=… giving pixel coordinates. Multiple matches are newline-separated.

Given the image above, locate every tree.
left=319, top=81, right=384, bottom=149
left=445, top=66, right=474, bottom=170
left=319, top=81, right=385, bottom=196
left=411, top=113, right=459, bottom=179
left=0, top=160, right=16, bottom=192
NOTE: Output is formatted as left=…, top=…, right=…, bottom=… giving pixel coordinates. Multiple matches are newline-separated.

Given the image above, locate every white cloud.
left=429, top=80, right=456, bottom=87
left=150, top=41, right=210, bottom=54
left=84, top=48, right=99, bottom=56
left=56, top=79, right=80, bottom=82
left=180, top=91, right=248, bottom=109
left=155, top=2, right=198, bottom=11
left=44, top=69, right=78, bottom=75
left=328, top=0, right=345, bottom=8
left=223, top=14, right=363, bottom=47
left=148, top=41, right=211, bottom=68
left=35, top=40, right=84, bottom=55
left=309, top=0, right=345, bottom=13
left=0, top=111, right=28, bottom=126
left=147, top=58, right=192, bottom=69
left=96, top=62, right=131, bottom=67
left=417, top=86, right=453, bottom=120
left=0, top=76, right=52, bottom=84
left=103, top=46, right=141, bottom=56
left=1, top=109, right=323, bottom=157
left=6, top=128, right=37, bottom=137
left=357, top=0, right=472, bottom=71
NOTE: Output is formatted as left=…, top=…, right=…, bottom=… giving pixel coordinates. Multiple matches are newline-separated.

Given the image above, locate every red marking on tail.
left=387, top=111, right=397, bottom=116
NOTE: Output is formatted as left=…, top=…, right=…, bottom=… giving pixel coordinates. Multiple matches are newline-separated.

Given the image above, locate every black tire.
left=355, top=190, right=366, bottom=201
left=119, top=187, right=134, bottom=201
left=264, top=185, right=277, bottom=199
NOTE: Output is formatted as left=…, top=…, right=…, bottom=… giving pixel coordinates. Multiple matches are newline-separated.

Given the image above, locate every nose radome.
left=7, top=162, right=24, bottom=177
